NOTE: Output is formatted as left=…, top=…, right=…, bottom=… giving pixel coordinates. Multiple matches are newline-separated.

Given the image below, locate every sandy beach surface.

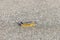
left=0, top=0, right=60, bottom=40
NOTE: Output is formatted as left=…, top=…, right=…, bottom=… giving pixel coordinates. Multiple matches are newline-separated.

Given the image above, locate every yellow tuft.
left=21, top=21, right=36, bottom=28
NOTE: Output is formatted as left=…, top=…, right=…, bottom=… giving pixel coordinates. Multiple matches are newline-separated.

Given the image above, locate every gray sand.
left=0, top=0, right=60, bottom=40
